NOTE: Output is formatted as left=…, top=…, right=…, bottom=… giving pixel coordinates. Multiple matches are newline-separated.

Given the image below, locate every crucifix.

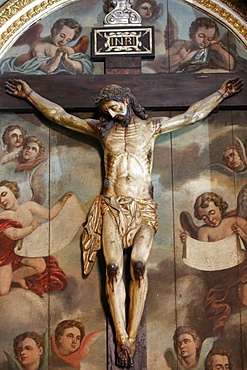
left=5, top=74, right=242, bottom=369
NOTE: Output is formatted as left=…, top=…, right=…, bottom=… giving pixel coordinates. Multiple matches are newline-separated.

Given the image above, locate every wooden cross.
left=0, top=56, right=245, bottom=368
left=1, top=71, right=245, bottom=112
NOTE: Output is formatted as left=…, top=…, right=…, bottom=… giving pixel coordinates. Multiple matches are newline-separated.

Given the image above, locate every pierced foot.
left=116, top=343, right=134, bottom=368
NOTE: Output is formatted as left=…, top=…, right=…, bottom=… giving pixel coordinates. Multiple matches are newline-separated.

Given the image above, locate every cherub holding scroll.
left=0, top=180, right=73, bottom=297
left=180, top=188, right=247, bottom=339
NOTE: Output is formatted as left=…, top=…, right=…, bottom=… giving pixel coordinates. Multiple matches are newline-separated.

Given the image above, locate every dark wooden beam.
left=0, top=72, right=246, bottom=112
left=107, top=309, right=147, bottom=370
left=105, top=56, right=141, bottom=74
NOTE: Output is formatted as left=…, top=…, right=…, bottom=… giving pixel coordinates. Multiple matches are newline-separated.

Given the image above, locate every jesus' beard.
left=114, top=106, right=131, bottom=127
left=100, top=106, right=131, bottom=138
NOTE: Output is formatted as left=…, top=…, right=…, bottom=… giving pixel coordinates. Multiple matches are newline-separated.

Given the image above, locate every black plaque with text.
left=92, top=26, right=154, bottom=57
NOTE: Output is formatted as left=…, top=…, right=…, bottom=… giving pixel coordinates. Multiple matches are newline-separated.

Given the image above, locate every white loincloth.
left=14, top=195, right=85, bottom=257
left=183, top=233, right=246, bottom=271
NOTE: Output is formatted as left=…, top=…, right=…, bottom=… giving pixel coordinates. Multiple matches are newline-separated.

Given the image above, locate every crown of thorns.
left=94, top=85, right=131, bottom=104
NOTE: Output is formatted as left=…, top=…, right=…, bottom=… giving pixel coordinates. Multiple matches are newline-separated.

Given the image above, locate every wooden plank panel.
left=0, top=72, right=246, bottom=111
left=146, top=123, right=176, bottom=369
left=105, top=56, right=142, bottom=74
left=171, top=109, right=247, bottom=370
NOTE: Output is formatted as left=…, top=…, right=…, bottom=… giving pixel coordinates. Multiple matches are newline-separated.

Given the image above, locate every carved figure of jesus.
left=5, top=77, right=242, bottom=368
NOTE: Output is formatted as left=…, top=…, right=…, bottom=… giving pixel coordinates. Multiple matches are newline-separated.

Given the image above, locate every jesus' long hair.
left=95, top=84, right=148, bottom=121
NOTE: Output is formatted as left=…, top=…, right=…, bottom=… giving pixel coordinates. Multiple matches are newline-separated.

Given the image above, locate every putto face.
left=137, top=2, right=153, bottom=19
left=198, top=201, right=222, bottom=227
left=58, top=326, right=82, bottom=355
left=211, top=354, right=230, bottom=370
left=0, top=186, right=17, bottom=210
left=22, top=141, right=40, bottom=163
left=52, top=25, right=75, bottom=47
left=193, top=26, right=216, bottom=48
left=17, top=337, right=43, bottom=369
left=223, top=148, right=245, bottom=171
left=177, top=333, right=199, bottom=359
left=7, top=128, right=24, bottom=151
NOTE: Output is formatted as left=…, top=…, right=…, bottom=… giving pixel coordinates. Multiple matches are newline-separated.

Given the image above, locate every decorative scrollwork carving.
left=220, top=0, right=247, bottom=21
left=0, top=0, right=62, bottom=50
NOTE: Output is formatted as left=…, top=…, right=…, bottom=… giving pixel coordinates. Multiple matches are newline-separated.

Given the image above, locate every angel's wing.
left=72, top=35, right=90, bottom=54
left=29, top=160, right=47, bottom=205
left=234, top=136, right=247, bottom=165
left=164, top=13, right=179, bottom=50
left=180, top=211, right=199, bottom=240
left=150, top=3, right=163, bottom=21
left=209, top=163, right=236, bottom=176
left=164, top=348, right=178, bottom=370
left=3, top=351, right=22, bottom=370
left=196, top=337, right=218, bottom=370
left=237, top=184, right=247, bottom=220
left=77, top=331, right=101, bottom=358
left=13, top=23, right=43, bottom=47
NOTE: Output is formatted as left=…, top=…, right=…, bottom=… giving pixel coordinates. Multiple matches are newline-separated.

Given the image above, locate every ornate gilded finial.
left=104, top=0, right=142, bottom=27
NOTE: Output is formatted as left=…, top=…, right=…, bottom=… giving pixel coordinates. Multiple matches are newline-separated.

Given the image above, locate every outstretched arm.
left=27, top=192, right=74, bottom=220
left=5, top=79, right=100, bottom=137
left=157, top=78, right=243, bottom=135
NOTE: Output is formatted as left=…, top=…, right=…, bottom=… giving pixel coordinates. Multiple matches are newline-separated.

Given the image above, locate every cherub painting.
left=0, top=18, right=93, bottom=75
left=164, top=325, right=217, bottom=370
left=0, top=125, right=26, bottom=165
left=15, top=135, right=47, bottom=205
left=145, top=15, right=247, bottom=73
left=180, top=187, right=247, bottom=339
left=50, top=319, right=101, bottom=369
left=4, top=321, right=100, bottom=370
left=133, top=0, right=163, bottom=24
left=222, top=136, right=247, bottom=173
left=208, top=136, right=247, bottom=177
left=0, top=180, right=86, bottom=297
left=4, top=331, right=48, bottom=370
left=205, top=347, right=234, bottom=370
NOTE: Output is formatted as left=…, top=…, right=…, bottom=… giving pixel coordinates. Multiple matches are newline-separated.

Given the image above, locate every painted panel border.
left=0, top=0, right=246, bottom=61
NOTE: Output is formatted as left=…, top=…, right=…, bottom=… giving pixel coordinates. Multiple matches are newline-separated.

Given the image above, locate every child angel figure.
left=180, top=190, right=247, bottom=338
left=180, top=191, right=247, bottom=244
left=0, top=180, right=73, bottom=297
